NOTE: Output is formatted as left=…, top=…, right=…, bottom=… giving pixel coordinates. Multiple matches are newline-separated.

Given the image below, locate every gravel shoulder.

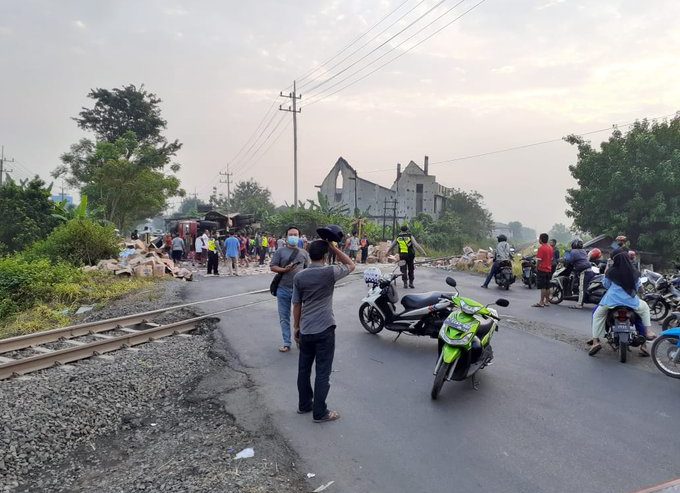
left=0, top=280, right=307, bottom=493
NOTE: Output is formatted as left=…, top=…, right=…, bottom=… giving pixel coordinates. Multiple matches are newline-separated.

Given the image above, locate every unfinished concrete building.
left=318, top=156, right=455, bottom=222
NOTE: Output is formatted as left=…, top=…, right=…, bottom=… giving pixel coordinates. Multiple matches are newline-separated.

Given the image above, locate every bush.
left=29, top=218, right=120, bottom=266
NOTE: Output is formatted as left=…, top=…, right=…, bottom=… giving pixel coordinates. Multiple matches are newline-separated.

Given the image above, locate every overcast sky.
left=1, top=0, right=678, bottom=232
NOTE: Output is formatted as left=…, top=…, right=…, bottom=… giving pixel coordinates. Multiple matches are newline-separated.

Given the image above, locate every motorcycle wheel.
left=431, top=362, right=450, bottom=400
left=619, top=341, right=628, bottom=363
left=662, top=313, right=680, bottom=331
left=651, top=335, right=680, bottom=379
left=648, top=297, right=670, bottom=322
left=358, top=302, right=385, bottom=334
left=548, top=284, right=563, bottom=304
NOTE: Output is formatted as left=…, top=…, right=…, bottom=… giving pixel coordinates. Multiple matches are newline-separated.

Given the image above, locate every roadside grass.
left=0, top=272, right=155, bottom=340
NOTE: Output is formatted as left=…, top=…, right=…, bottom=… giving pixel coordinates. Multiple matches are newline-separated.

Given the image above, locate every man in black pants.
left=388, top=225, right=426, bottom=289
left=293, top=240, right=355, bottom=423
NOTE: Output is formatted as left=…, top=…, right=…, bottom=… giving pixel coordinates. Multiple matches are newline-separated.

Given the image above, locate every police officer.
left=388, top=225, right=426, bottom=289
left=206, top=232, right=220, bottom=276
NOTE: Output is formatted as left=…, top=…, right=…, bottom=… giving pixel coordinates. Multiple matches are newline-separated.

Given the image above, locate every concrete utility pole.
left=0, top=146, right=15, bottom=187
left=219, top=165, right=232, bottom=202
left=279, top=81, right=301, bottom=206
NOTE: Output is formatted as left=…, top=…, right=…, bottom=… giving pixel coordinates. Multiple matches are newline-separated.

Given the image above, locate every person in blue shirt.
left=224, top=231, right=242, bottom=276
left=588, top=248, right=652, bottom=356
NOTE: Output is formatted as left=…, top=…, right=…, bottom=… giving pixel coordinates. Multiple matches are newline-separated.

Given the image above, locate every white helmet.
left=363, top=267, right=382, bottom=284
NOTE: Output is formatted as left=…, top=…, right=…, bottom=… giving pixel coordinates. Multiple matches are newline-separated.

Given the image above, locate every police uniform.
left=206, top=237, right=220, bottom=275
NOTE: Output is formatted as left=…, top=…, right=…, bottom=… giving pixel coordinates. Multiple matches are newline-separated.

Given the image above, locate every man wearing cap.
left=388, top=225, right=426, bottom=289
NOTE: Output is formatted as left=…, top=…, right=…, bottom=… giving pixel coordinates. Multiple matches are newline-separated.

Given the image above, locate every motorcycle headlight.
left=439, top=326, right=474, bottom=346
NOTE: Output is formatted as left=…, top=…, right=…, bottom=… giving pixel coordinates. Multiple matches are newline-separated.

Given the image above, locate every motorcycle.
left=521, top=255, right=537, bottom=289
left=494, top=259, right=516, bottom=290
left=549, top=264, right=604, bottom=305
left=358, top=263, right=453, bottom=338
left=431, top=276, right=509, bottom=399
left=651, top=326, right=680, bottom=379
left=603, top=306, right=646, bottom=363
left=643, top=276, right=680, bottom=322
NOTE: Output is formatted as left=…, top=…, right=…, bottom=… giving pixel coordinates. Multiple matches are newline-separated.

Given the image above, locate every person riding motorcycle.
left=388, top=225, right=426, bottom=289
left=588, top=248, right=654, bottom=357
left=481, top=234, right=512, bottom=289
left=562, top=238, right=593, bottom=308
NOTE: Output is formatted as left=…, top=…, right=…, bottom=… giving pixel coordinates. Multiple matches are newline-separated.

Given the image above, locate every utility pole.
left=219, top=165, right=232, bottom=202
left=0, top=146, right=15, bottom=187
left=279, top=81, right=301, bottom=206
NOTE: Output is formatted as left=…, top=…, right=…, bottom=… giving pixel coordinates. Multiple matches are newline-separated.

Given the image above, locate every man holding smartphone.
left=270, top=226, right=309, bottom=352
left=292, top=240, right=355, bottom=423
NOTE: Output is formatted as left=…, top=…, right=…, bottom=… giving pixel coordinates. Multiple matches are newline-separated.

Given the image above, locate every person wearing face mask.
left=270, top=226, right=310, bottom=352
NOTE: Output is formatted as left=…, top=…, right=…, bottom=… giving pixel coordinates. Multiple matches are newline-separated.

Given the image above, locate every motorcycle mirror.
left=398, top=260, right=407, bottom=267
left=495, top=298, right=510, bottom=307
left=445, top=276, right=457, bottom=287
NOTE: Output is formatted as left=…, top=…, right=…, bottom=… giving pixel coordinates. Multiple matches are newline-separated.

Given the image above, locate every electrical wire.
left=302, top=0, right=486, bottom=108
left=230, top=112, right=289, bottom=178
left=300, top=0, right=450, bottom=94
left=233, top=118, right=293, bottom=180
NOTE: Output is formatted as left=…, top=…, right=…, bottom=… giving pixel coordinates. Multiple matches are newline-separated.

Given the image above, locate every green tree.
left=548, top=223, right=572, bottom=243
left=565, top=115, right=680, bottom=259
left=0, top=177, right=60, bottom=253
left=56, top=132, right=183, bottom=230
left=74, top=84, right=181, bottom=157
left=230, top=179, right=275, bottom=219
left=444, top=189, right=493, bottom=240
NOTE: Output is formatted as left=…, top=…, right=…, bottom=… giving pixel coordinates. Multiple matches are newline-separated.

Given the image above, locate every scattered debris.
left=313, top=480, right=335, bottom=492
left=234, top=447, right=255, bottom=460
left=306, top=473, right=316, bottom=478
left=85, top=242, right=193, bottom=280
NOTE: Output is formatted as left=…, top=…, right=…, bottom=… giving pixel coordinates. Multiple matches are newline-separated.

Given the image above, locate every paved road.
left=187, top=266, right=680, bottom=493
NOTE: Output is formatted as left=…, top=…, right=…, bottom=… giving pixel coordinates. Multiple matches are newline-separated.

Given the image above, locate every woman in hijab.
left=588, top=248, right=653, bottom=356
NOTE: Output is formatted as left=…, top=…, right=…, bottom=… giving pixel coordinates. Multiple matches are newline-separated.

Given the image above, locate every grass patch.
left=0, top=271, right=155, bottom=340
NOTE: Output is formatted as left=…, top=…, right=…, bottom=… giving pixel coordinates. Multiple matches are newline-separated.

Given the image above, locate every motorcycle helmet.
left=570, top=238, right=584, bottom=249
left=588, top=248, right=602, bottom=261
left=363, top=267, right=382, bottom=285
left=496, top=234, right=507, bottom=242
left=628, top=250, right=637, bottom=260
left=316, top=224, right=344, bottom=243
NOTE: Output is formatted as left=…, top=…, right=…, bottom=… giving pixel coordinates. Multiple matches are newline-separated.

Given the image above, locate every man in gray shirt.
left=293, top=240, right=354, bottom=423
left=482, top=234, right=512, bottom=288
left=270, top=226, right=310, bottom=352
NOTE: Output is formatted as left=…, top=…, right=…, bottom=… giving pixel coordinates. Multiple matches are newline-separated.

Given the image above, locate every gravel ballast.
left=0, top=280, right=306, bottom=492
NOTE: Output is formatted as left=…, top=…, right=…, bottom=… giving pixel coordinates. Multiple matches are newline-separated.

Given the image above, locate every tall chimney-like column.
left=424, top=155, right=429, bottom=175
left=397, top=163, right=402, bottom=180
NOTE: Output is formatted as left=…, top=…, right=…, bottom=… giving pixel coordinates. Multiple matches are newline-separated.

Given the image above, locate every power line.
left=300, top=0, right=449, bottom=95
left=230, top=112, right=288, bottom=178
left=358, top=112, right=679, bottom=175
left=294, top=0, right=414, bottom=87
left=303, top=0, right=486, bottom=108
left=233, top=119, right=293, bottom=180
left=0, top=146, right=15, bottom=186
left=279, top=81, right=302, bottom=205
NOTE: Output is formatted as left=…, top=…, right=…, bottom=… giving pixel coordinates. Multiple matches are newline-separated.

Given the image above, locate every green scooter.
left=431, top=277, right=510, bottom=400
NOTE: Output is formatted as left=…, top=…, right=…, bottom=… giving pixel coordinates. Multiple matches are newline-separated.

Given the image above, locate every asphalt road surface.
left=187, top=265, right=680, bottom=493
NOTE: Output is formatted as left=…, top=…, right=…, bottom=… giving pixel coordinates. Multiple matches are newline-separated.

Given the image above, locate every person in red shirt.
left=533, top=233, right=554, bottom=307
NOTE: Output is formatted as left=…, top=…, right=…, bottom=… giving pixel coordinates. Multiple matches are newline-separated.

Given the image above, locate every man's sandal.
left=313, top=410, right=340, bottom=423
left=279, top=346, right=291, bottom=353
left=588, top=344, right=602, bottom=356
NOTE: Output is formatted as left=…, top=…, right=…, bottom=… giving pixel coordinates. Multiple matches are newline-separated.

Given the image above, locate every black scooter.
left=549, top=264, right=605, bottom=305
left=521, top=256, right=537, bottom=289
left=494, top=260, right=516, bottom=290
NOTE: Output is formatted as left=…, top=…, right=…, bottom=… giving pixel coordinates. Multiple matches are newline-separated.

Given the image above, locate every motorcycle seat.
left=401, top=292, right=444, bottom=310
left=476, top=318, right=495, bottom=340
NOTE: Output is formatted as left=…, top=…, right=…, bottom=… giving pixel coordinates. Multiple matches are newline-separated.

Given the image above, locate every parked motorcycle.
left=603, top=306, right=646, bottom=363
left=651, top=326, right=680, bottom=379
left=431, top=276, right=509, bottom=399
left=643, top=276, right=680, bottom=322
left=549, top=264, right=605, bottom=305
left=521, top=256, right=537, bottom=289
left=494, top=260, right=516, bottom=290
left=358, top=263, right=453, bottom=338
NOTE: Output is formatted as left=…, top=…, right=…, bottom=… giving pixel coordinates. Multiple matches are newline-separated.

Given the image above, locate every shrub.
left=30, top=218, right=120, bottom=266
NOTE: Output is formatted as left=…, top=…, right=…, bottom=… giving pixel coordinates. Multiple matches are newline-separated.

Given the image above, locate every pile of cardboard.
left=84, top=241, right=193, bottom=280
left=366, top=241, right=395, bottom=264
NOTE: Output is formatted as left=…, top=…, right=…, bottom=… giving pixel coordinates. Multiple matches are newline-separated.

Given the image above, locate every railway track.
left=0, top=289, right=272, bottom=380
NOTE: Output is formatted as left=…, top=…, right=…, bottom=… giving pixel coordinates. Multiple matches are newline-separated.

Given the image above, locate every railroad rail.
left=0, top=291, right=271, bottom=380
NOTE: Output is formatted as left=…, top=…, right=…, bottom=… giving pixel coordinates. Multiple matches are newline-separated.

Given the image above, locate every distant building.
left=50, top=194, right=74, bottom=205
left=318, top=156, right=455, bottom=222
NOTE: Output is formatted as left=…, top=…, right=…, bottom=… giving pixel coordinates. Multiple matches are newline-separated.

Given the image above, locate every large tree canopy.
left=74, top=84, right=181, bottom=158
left=230, top=179, right=275, bottom=219
left=0, top=177, right=59, bottom=253
left=565, top=115, right=680, bottom=259
left=56, top=132, right=182, bottom=230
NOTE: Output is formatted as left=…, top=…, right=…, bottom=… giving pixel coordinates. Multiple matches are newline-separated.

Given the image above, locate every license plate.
left=613, top=324, right=631, bottom=333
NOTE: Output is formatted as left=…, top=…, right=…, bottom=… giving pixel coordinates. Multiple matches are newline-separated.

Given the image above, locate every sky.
left=1, top=0, right=679, bottom=232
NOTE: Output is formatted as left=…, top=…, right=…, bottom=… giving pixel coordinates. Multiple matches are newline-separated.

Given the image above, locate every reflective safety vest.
left=261, top=236, right=269, bottom=247
left=207, top=238, right=217, bottom=252
left=396, top=234, right=413, bottom=254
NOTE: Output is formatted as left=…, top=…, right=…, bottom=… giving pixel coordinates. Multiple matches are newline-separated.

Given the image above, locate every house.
left=583, top=234, right=661, bottom=266
left=318, top=156, right=455, bottom=222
